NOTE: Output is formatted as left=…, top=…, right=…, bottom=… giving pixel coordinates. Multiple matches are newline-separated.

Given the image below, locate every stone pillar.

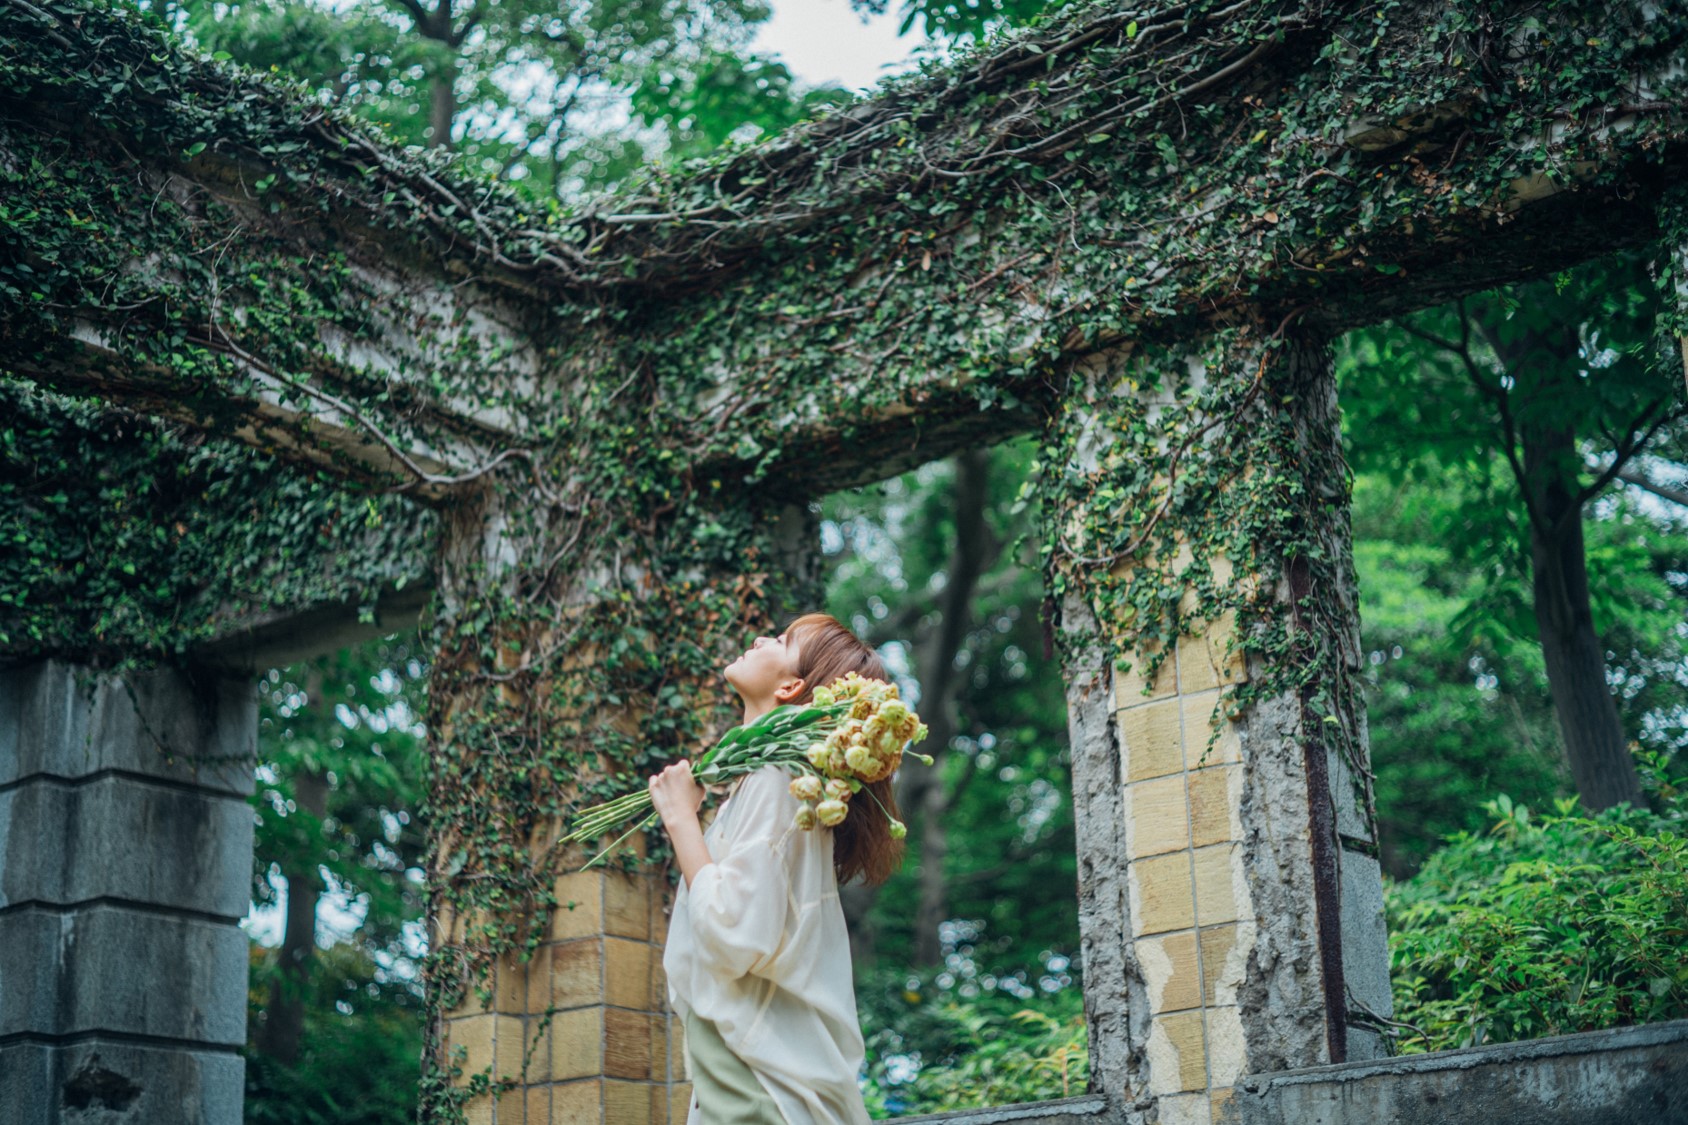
left=1049, top=328, right=1392, bottom=1125
left=0, top=660, right=255, bottom=1124
left=437, top=850, right=680, bottom=1125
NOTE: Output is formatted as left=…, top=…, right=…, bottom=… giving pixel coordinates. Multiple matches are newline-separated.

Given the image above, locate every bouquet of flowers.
left=561, top=672, right=931, bottom=870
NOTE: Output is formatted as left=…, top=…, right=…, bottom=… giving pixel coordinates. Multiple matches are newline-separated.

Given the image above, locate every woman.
left=648, top=613, right=905, bottom=1125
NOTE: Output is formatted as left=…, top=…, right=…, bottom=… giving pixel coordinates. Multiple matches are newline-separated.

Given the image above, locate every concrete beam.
left=1222, top=1019, right=1688, bottom=1125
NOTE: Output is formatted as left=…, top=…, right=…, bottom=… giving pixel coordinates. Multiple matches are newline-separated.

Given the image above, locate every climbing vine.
left=2, top=0, right=1685, bottom=1117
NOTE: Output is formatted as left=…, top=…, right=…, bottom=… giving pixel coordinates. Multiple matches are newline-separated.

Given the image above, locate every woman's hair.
left=783, top=612, right=907, bottom=888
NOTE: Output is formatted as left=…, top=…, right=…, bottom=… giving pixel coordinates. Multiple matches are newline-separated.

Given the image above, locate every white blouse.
left=663, top=764, right=872, bottom=1125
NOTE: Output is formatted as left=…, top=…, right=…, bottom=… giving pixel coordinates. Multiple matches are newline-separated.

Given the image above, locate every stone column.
left=438, top=855, right=678, bottom=1125
left=1048, top=328, right=1392, bottom=1125
left=0, top=660, right=256, bottom=1124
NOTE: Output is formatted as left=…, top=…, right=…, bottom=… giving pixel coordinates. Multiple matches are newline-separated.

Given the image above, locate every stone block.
left=494, top=954, right=531, bottom=1016
left=1192, top=845, right=1240, bottom=927
left=1200, top=923, right=1248, bottom=1007
left=605, top=1008, right=653, bottom=1079
left=1159, top=1091, right=1213, bottom=1125
left=0, top=661, right=254, bottom=795
left=604, top=871, right=651, bottom=939
left=1120, top=698, right=1184, bottom=782
left=1181, top=692, right=1240, bottom=769
left=550, top=938, right=604, bottom=1010
left=1149, top=1010, right=1207, bottom=1095
left=449, top=1013, right=527, bottom=1083
left=1115, top=645, right=1175, bottom=706
left=552, top=1079, right=602, bottom=1125
left=1207, top=1005, right=1248, bottom=1086
left=1325, top=745, right=1372, bottom=840
left=605, top=1078, right=652, bottom=1125
left=1130, top=851, right=1195, bottom=936
left=670, top=1083, right=694, bottom=1125
left=605, top=937, right=651, bottom=1010
left=1211, top=1087, right=1237, bottom=1125
left=550, top=1006, right=604, bottom=1080
left=1139, top=930, right=1201, bottom=1014
left=1188, top=766, right=1242, bottom=849
left=0, top=776, right=251, bottom=918
left=1339, top=851, right=1393, bottom=1027
left=524, top=1084, right=550, bottom=1125
left=0, top=1038, right=244, bottom=1125
left=1126, top=775, right=1189, bottom=859
left=0, top=904, right=247, bottom=1045
left=551, top=871, right=603, bottom=941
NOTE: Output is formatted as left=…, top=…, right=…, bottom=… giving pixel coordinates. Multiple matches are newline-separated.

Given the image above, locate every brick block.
left=1188, top=765, right=1241, bottom=848
left=550, top=939, right=604, bottom=1010
left=1130, top=851, right=1196, bottom=937
left=552, top=1079, right=601, bottom=1125
left=1139, top=930, right=1201, bottom=1014
left=604, top=872, right=651, bottom=940
left=552, top=871, right=604, bottom=941
left=525, top=1085, right=550, bottom=1125
left=1115, top=645, right=1176, bottom=707
left=1206, top=1005, right=1248, bottom=1086
left=1157, top=1090, right=1213, bottom=1125
left=1126, top=774, right=1190, bottom=859
left=605, top=1078, right=652, bottom=1125
left=0, top=1039, right=244, bottom=1125
left=550, top=1006, right=604, bottom=1080
left=1181, top=691, right=1240, bottom=769
left=605, top=938, right=652, bottom=1010
left=1192, top=844, right=1240, bottom=926
left=1199, top=923, right=1244, bottom=1007
left=1120, top=698, right=1184, bottom=782
left=1148, top=1010, right=1207, bottom=1095
left=605, top=1008, right=653, bottom=1079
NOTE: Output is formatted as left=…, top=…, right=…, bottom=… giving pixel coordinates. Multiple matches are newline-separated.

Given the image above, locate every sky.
left=751, top=0, right=922, bottom=92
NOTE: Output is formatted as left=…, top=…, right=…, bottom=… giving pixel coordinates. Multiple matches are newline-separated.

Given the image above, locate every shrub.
left=1387, top=753, right=1688, bottom=1053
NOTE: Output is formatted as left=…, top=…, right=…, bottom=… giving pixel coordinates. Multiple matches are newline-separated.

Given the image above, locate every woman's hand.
left=648, top=759, right=704, bottom=828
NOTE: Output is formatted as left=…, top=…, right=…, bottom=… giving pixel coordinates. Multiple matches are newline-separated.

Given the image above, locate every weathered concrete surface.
left=1060, top=591, right=1149, bottom=1124
left=1222, top=1019, right=1688, bottom=1125
left=0, top=660, right=255, bottom=1125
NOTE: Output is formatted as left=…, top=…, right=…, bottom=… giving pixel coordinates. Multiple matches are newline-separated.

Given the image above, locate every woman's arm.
left=649, top=760, right=712, bottom=889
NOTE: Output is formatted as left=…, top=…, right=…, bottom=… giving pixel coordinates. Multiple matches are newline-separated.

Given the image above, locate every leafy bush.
left=245, top=942, right=423, bottom=1125
left=857, top=962, right=1087, bottom=1117
left=1387, top=753, right=1688, bottom=1053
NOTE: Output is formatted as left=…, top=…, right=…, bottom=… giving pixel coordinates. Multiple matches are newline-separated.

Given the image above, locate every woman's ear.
left=774, top=677, right=807, bottom=704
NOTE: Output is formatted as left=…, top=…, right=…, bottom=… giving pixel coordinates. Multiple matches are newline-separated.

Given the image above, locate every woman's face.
left=724, top=627, right=805, bottom=706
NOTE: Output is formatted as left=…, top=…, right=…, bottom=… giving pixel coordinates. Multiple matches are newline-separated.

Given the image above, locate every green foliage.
left=1387, top=757, right=1688, bottom=1053
left=1351, top=472, right=1567, bottom=874
left=0, top=379, right=430, bottom=660
left=245, top=942, right=425, bottom=1125
left=857, top=961, right=1086, bottom=1117
left=820, top=437, right=1079, bottom=977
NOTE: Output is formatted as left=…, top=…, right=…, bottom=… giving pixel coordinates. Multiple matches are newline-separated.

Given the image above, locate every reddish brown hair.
left=784, top=613, right=907, bottom=888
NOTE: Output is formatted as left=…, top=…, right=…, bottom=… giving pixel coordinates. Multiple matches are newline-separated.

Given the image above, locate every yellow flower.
left=789, top=775, right=823, bottom=803
left=816, top=799, right=848, bottom=826
left=888, top=818, right=907, bottom=840
left=824, top=778, right=853, bottom=802
left=794, top=804, right=818, bottom=831
left=813, top=686, right=835, bottom=706
left=845, top=745, right=871, bottom=773
left=806, top=745, right=829, bottom=770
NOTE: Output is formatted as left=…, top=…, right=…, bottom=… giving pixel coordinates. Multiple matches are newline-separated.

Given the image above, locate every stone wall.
left=0, top=660, right=256, bottom=1125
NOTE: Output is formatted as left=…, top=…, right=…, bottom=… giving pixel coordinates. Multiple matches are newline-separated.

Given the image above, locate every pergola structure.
left=2, top=1, right=1686, bottom=1123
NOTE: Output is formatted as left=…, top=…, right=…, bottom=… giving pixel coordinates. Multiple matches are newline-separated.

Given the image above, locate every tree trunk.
left=1490, top=322, right=1645, bottom=810
left=1523, top=428, right=1645, bottom=809
left=257, top=667, right=329, bottom=1066
left=839, top=447, right=997, bottom=968
left=428, top=71, right=456, bottom=149
left=903, top=446, right=994, bottom=966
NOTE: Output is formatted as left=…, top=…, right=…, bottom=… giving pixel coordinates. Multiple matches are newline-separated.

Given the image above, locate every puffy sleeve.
left=684, top=766, right=801, bottom=981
